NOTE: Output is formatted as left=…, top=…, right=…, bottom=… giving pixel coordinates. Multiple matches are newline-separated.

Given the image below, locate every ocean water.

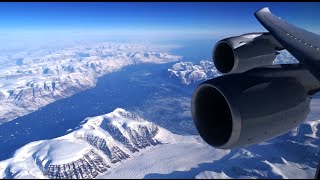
left=0, top=63, right=197, bottom=161
left=158, top=39, right=217, bottom=62
left=0, top=40, right=210, bottom=161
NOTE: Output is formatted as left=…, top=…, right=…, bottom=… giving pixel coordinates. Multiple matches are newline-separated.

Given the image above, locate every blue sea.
left=0, top=39, right=213, bottom=161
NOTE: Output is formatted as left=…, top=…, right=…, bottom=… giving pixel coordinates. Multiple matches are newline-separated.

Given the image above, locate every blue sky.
left=0, top=2, right=319, bottom=47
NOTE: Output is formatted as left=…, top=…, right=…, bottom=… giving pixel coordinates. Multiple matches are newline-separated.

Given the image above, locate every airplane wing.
left=255, top=7, right=320, bottom=81
left=192, top=7, right=320, bottom=179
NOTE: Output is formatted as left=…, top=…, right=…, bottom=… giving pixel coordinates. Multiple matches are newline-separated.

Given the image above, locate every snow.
left=273, top=50, right=299, bottom=64
left=0, top=49, right=318, bottom=179
left=196, top=171, right=231, bottom=179
left=0, top=105, right=319, bottom=179
left=0, top=108, right=229, bottom=179
left=168, top=60, right=221, bottom=85
left=0, top=42, right=182, bottom=124
left=168, top=50, right=298, bottom=86
left=99, top=143, right=228, bottom=179
left=262, top=159, right=315, bottom=179
left=33, top=139, right=91, bottom=165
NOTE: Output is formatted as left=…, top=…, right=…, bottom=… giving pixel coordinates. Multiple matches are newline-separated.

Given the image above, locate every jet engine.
left=213, top=33, right=284, bottom=74
left=191, top=65, right=320, bottom=149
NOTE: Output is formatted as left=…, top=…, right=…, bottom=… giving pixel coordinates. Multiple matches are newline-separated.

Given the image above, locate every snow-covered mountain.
left=273, top=50, right=299, bottom=64
left=0, top=108, right=228, bottom=179
left=1, top=48, right=318, bottom=179
left=0, top=42, right=182, bottom=124
left=168, top=60, right=221, bottom=85
left=0, top=108, right=319, bottom=179
left=169, top=50, right=298, bottom=86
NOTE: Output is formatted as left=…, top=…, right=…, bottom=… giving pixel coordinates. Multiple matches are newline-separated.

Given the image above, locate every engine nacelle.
left=213, top=33, right=284, bottom=74
left=191, top=65, right=319, bottom=149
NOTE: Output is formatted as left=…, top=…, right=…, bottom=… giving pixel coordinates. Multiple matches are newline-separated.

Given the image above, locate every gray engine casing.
left=213, top=33, right=284, bottom=74
left=191, top=65, right=318, bottom=149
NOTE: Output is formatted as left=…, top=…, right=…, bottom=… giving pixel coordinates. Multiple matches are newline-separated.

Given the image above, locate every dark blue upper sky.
left=0, top=2, right=319, bottom=43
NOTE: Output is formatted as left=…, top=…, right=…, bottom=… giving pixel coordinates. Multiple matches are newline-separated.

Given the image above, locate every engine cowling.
left=213, top=33, right=283, bottom=74
left=191, top=65, right=316, bottom=149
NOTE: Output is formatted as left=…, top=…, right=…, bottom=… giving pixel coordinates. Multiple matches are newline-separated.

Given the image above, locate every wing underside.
left=255, top=7, right=320, bottom=80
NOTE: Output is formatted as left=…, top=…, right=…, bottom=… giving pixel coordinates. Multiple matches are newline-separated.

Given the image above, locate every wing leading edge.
left=255, top=7, right=320, bottom=81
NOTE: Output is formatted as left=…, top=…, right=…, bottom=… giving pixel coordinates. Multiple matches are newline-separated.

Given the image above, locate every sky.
left=0, top=2, right=320, bottom=48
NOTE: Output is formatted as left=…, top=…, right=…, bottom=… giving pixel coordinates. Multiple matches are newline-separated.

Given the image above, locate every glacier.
left=0, top=108, right=229, bottom=179
left=0, top=42, right=182, bottom=124
left=0, top=108, right=318, bottom=179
